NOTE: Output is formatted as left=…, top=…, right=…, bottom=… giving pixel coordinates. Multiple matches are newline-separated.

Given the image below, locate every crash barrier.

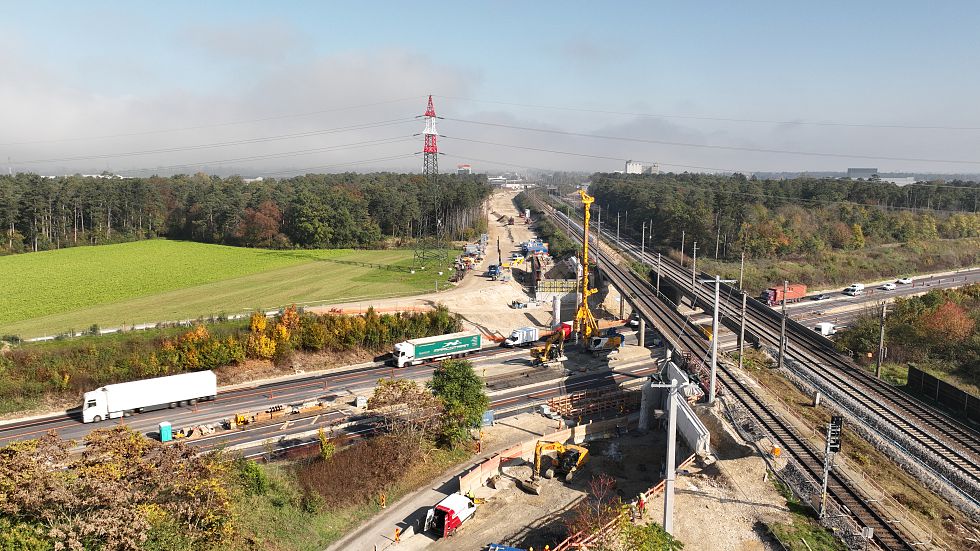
left=553, top=453, right=698, bottom=551
left=906, top=365, right=980, bottom=424
left=458, top=417, right=631, bottom=495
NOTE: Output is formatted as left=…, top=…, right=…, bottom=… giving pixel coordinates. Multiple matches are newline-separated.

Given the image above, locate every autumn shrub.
left=295, top=435, right=423, bottom=508
left=234, top=457, right=269, bottom=496
left=0, top=304, right=462, bottom=414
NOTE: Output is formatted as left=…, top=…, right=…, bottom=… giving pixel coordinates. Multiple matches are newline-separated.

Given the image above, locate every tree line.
left=588, top=173, right=980, bottom=260
left=0, top=171, right=491, bottom=254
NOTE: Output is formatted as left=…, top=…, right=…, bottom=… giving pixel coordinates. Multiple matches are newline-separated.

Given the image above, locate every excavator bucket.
left=519, top=478, right=543, bottom=495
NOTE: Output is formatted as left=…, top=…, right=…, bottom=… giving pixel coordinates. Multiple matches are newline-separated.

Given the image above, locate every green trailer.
left=394, top=331, right=481, bottom=367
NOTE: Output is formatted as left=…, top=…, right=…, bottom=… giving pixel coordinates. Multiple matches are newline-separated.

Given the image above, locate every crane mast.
left=574, top=190, right=599, bottom=341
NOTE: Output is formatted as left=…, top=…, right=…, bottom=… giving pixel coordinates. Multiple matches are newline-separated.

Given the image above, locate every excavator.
left=521, top=440, right=589, bottom=495
left=573, top=190, right=623, bottom=356
left=530, top=325, right=570, bottom=366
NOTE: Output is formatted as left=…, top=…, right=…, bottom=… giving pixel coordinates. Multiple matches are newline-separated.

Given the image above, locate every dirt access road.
left=308, top=190, right=559, bottom=339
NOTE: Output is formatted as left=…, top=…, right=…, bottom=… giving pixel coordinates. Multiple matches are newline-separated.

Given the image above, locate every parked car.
left=896, top=277, right=913, bottom=284
left=628, top=313, right=641, bottom=328
left=879, top=283, right=897, bottom=291
left=810, top=293, right=831, bottom=301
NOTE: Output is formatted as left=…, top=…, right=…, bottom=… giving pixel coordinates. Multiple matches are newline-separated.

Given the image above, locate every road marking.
left=311, top=415, right=320, bottom=425
left=281, top=421, right=290, bottom=430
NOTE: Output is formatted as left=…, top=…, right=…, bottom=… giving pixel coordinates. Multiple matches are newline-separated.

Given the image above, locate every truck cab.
left=393, top=342, right=414, bottom=368
left=82, top=390, right=108, bottom=423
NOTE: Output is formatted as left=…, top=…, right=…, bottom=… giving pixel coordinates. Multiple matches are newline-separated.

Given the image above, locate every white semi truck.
left=392, top=331, right=482, bottom=368
left=82, top=370, right=218, bottom=423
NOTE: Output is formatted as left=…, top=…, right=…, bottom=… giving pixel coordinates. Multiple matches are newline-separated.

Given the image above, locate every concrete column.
left=664, top=379, right=678, bottom=536
left=638, top=318, right=646, bottom=348
left=619, top=295, right=625, bottom=319
left=552, top=295, right=561, bottom=327
left=638, top=380, right=653, bottom=431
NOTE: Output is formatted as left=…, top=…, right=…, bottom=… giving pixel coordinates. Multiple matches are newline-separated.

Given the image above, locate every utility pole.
left=738, top=251, right=745, bottom=290
left=691, top=242, right=699, bottom=294
left=597, top=208, right=601, bottom=241
left=680, top=230, right=686, bottom=267
left=777, top=280, right=788, bottom=370
left=616, top=211, right=620, bottom=242
left=641, top=221, right=646, bottom=255
left=664, top=379, right=678, bottom=535
left=656, top=252, right=661, bottom=296
left=700, top=276, right=737, bottom=403
left=624, top=210, right=628, bottom=232
left=738, top=291, right=747, bottom=372
left=876, top=302, right=887, bottom=379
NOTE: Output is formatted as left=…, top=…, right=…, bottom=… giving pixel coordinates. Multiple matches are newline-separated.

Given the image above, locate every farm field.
left=1, top=240, right=454, bottom=338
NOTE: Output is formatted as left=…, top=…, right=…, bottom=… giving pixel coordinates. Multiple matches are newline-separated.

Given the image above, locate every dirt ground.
left=422, top=406, right=790, bottom=551
left=644, top=407, right=791, bottom=551
left=307, top=190, right=630, bottom=340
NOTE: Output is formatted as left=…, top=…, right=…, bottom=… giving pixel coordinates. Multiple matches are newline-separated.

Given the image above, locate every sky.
left=2, top=0, right=979, bottom=176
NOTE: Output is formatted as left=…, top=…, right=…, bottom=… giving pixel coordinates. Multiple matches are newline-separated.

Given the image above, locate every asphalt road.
left=0, top=343, right=658, bottom=456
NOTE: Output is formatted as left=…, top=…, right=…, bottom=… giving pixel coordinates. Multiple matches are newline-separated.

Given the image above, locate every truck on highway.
left=393, top=331, right=482, bottom=367
left=503, top=326, right=539, bottom=347
left=761, top=284, right=808, bottom=306
left=82, top=370, right=217, bottom=423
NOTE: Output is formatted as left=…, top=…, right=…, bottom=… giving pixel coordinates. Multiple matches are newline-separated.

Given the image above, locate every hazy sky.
left=2, top=1, right=979, bottom=176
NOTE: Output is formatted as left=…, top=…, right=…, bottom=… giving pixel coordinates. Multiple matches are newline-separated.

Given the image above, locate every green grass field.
left=0, top=240, right=453, bottom=338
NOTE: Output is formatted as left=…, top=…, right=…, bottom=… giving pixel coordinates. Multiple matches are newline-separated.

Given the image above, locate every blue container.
left=481, top=410, right=495, bottom=427
left=159, top=422, right=172, bottom=442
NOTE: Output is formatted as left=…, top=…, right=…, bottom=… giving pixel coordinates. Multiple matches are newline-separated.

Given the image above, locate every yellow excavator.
left=530, top=326, right=569, bottom=366
left=574, top=190, right=623, bottom=356
left=521, top=440, right=589, bottom=495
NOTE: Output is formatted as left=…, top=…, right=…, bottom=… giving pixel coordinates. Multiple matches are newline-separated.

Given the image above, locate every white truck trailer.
left=82, top=370, right=218, bottom=423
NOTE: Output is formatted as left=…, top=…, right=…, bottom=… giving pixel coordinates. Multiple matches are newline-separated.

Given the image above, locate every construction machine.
left=530, top=328, right=568, bottom=366
left=573, top=190, right=622, bottom=356
left=521, top=440, right=589, bottom=494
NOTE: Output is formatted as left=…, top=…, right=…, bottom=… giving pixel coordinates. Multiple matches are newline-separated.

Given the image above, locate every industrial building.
left=457, top=164, right=472, bottom=175
left=625, top=160, right=643, bottom=174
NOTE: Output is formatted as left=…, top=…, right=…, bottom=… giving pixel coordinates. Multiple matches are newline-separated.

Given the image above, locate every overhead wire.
left=0, top=96, right=425, bottom=147
left=115, top=136, right=416, bottom=176
left=437, top=95, right=980, bottom=132
left=443, top=117, right=980, bottom=166
left=11, top=119, right=416, bottom=166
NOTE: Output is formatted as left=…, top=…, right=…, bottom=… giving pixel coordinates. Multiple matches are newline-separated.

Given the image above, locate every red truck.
left=761, top=284, right=807, bottom=306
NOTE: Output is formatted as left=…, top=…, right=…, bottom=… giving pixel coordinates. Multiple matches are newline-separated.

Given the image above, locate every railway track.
left=541, top=198, right=920, bottom=550
left=549, top=194, right=980, bottom=509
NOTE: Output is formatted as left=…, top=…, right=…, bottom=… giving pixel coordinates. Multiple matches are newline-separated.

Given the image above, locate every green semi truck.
left=393, top=331, right=482, bottom=367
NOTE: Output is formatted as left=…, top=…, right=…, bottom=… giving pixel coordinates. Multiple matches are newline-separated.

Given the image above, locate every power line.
left=443, top=117, right=980, bottom=166
left=0, top=96, right=425, bottom=147
left=114, top=136, right=415, bottom=176
left=11, top=119, right=415, bottom=166
left=437, top=95, right=980, bottom=132
left=259, top=153, right=417, bottom=177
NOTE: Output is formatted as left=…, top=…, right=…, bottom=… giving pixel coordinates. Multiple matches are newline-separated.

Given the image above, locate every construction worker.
left=637, top=494, right=646, bottom=516
left=466, top=489, right=475, bottom=502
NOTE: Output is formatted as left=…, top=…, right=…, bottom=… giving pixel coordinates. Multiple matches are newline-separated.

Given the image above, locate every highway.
left=0, top=344, right=658, bottom=457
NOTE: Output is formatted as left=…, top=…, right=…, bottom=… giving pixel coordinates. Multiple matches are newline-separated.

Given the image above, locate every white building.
left=625, top=160, right=643, bottom=174
left=456, top=164, right=472, bottom=175
left=642, top=164, right=660, bottom=175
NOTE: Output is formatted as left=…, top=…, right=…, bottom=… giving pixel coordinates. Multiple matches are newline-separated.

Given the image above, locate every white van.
left=843, top=283, right=865, bottom=296
left=814, top=322, right=837, bottom=336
